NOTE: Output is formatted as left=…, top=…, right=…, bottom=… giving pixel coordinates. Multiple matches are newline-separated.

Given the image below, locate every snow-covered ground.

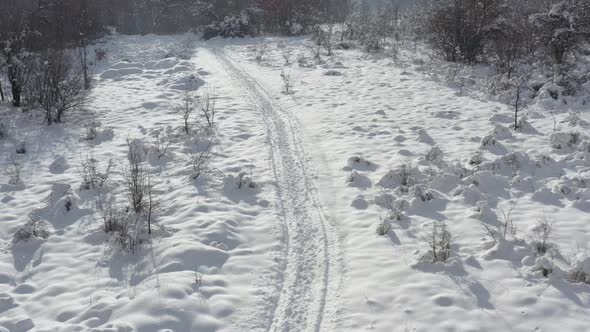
left=1, top=33, right=590, bottom=332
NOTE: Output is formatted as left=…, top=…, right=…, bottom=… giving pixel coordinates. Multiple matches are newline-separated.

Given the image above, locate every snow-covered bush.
left=377, top=189, right=405, bottom=223
left=531, top=1, right=590, bottom=66
left=425, top=221, right=453, bottom=263
left=280, top=70, right=294, bottom=94
left=549, top=132, right=582, bottom=150
left=84, top=125, right=99, bottom=141
left=568, top=252, right=590, bottom=284
left=34, top=50, right=87, bottom=125
left=286, top=21, right=304, bottom=36
left=253, top=44, right=268, bottom=62
left=529, top=217, right=553, bottom=255
left=7, top=161, right=23, bottom=186
left=13, top=216, right=49, bottom=243
left=79, top=154, right=113, bottom=190
left=203, top=15, right=253, bottom=40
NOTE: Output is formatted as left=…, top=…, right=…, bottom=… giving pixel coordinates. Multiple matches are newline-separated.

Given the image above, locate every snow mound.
left=100, top=67, right=143, bottom=79
left=49, top=156, right=69, bottom=174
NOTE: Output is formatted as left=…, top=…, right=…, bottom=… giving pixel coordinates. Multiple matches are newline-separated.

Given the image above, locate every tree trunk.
left=11, top=81, right=21, bottom=107
left=0, top=81, right=4, bottom=101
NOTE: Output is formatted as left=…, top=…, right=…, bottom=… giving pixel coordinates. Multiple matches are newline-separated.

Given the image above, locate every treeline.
left=425, top=0, right=590, bottom=74
left=1, top=0, right=351, bottom=43
left=0, top=0, right=351, bottom=108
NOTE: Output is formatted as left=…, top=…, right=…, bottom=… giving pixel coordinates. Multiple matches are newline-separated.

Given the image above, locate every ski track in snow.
left=210, top=48, right=343, bottom=332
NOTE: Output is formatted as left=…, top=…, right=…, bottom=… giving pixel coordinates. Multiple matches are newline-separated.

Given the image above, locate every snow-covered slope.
left=1, top=33, right=590, bottom=332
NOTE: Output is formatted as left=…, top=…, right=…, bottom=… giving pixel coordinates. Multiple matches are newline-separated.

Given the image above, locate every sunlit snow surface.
left=1, top=33, right=590, bottom=332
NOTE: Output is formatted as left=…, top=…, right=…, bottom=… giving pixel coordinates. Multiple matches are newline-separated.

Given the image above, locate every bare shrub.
left=152, top=133, right=171, bottom=160
left=530, top=216, right=553, bottom=255
left=498, top=202, right=518, bottom=240
left=306, top=43, right=322, bottom=61
left=96, top=195, right=123, bottom=233
left=111, top=211, right=143, bottom=254
left=254, top=44, right=268, bottom=62
left=397, top=162, right=413, bottom=189
left=35, top=50, right=87, bottom=125
left=380, top=189, right=405, bottom=222
left=190, top=143, right=211, bottom=180
left=174, top=89, right=198, bottom=134
left=123, top=140, right=148, bottom=214
left=280, top=70, right=294, bottom=94
left=425, top=221, right=453, bottom=263
left=199, top=89, right=216, bottom=128
left=79, top=154, right=113, bottom=190
left=427, top=0, right=500, bottom=63
left=7, top=160, right=23, bottom=185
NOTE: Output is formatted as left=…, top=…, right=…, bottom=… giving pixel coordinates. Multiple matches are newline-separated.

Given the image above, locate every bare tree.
left=199, top=89, right=216, bottom=128
left=174, top=88, right=198, bottom=134
left=35, top=50, right=86, bottom=125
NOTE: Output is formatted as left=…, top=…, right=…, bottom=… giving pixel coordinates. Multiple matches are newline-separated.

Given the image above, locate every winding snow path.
left=210, top=49, right=343, bottom=332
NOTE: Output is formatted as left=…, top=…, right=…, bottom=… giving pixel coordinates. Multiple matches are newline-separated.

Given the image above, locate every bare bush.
left=174, top=89, right=198, bottom=134
left=376, top=217, right=391, bottom=236
left=425, top=221, right=452, bottom=263
left=123, top=140, right=148, bottom=214
left=96, top=195, right=122, bottom=233
left=254, top=44, right=269, bottom=62
left=111, top=211, right=143, bottom=254
left=79, top=154, right=113, bottom=190
left=530, top=216, right=553, bottom=255
left=199, top=89, right=216, bottom=128
left=397, top=162, right=413, bottom=189
left=190, top=144, right=211, bottom=180
left=498, top=202, right=518, bottom=240
left=280, top=70, right=294, bottom=94
left=152, top=133, right=171, bottom=160
left=427, top=0, right=501, bottom=63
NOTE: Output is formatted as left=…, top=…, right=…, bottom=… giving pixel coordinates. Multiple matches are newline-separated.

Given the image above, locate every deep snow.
left=1, top=33, right=590, bottom=332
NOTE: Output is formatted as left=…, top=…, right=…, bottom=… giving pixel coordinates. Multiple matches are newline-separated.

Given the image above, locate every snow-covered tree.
left=532, top=0, right=590, bottom=66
